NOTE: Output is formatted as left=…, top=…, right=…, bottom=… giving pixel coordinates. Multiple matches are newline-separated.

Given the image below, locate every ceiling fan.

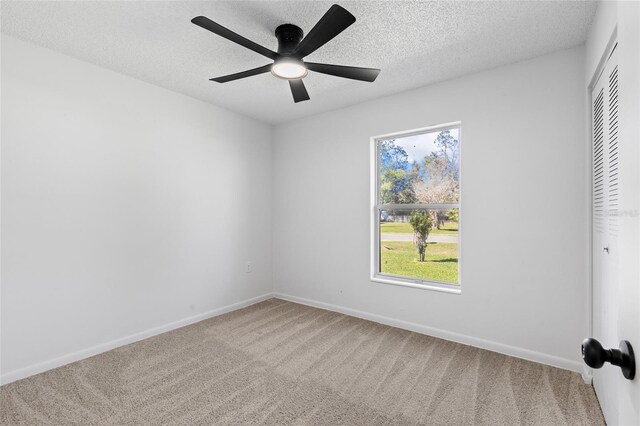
left=191, top=4, right=381, bottom=103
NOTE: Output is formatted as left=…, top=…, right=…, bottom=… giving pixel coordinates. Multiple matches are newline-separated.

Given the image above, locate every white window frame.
left=370, top=122, right=462, bottom=294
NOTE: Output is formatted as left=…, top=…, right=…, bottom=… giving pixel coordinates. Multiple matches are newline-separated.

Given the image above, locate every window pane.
left=379, top=208, right=459, bottom=284
left=378, top=128, right=459, bottom=204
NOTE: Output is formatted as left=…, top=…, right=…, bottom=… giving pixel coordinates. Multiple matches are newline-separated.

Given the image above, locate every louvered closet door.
left=591, top=44, right=619, bottom=414
left=592, top=48, right=619, bottom=235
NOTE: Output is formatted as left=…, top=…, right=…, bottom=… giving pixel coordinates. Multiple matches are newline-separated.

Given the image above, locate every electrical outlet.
left=245, top=261, right=252, bottom=273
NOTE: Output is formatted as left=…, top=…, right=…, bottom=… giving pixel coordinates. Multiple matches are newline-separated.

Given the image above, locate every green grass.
left=380, top=221, right=458, bottom=235
left=380, top=241, right=458, bottom=283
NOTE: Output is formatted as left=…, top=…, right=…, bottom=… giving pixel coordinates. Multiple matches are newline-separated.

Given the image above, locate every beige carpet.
left=1, top=299, right=604, bottom=425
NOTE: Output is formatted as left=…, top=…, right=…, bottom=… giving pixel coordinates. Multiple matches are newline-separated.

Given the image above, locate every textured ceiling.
left=1, top=1, right=596, bottom=124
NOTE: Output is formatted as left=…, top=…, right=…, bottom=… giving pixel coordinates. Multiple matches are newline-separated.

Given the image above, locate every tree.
left=414, top=157, right=457, bottom=229
left=410, top=210, right=432, bottom=262
left=379, top=140, right=409, bottom=170
left=414, top=130, right=460, bottom=229
left=433, top=130, right=459, bottom=181
left=379, top=139, right=417, bottom=206
left=445, top=208, right=459, bottom=222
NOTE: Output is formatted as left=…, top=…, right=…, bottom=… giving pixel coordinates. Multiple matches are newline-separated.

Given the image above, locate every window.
left=371, top=123, right=461, bottom=292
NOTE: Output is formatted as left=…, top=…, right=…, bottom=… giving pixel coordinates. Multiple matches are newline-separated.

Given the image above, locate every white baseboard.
left=273, top=292, right=585, bottom=375
left=2, top=291, right=587, bottom=385
left=0, top=293, right=274, bottom=386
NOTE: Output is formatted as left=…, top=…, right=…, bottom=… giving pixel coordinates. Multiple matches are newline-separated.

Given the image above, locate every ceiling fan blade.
left=292, top=5, right=355, bottom=58
left=210, top=64, right=273, bottom=83
left=305, top=62, right=380, bottom=82
left=289, top=79, right=310, bottom=103
left=192, top=16, right=278, bottom=60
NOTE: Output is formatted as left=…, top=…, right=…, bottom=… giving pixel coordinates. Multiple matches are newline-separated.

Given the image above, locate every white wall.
left=1, top=36, right=273, bottom=381
left=0, top=31, right=596, bottom=385
left=273, top=46, right=589, bottom=372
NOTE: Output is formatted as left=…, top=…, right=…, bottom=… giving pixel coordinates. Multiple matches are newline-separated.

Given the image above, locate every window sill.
left=371, top=275, right=462, bottom=294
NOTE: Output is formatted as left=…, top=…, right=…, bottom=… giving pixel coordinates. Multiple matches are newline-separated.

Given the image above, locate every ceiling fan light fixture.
left=271, top=59, right=307, bottom=80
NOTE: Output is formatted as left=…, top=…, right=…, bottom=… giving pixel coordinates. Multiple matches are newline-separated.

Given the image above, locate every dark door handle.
left=582, top=338, right=635, bottom=380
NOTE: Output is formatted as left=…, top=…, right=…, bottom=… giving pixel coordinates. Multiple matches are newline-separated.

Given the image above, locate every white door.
left=591, top=16, right=640, bottom=425
left=591, top=44, right=619, bottom=422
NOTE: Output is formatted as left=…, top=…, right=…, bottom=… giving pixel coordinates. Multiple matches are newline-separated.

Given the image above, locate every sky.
left=384, top=128, right=459, bottom=165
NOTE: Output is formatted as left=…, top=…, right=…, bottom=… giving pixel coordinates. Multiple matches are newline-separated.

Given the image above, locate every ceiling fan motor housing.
left=275, top=24, right=304, bottom=56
